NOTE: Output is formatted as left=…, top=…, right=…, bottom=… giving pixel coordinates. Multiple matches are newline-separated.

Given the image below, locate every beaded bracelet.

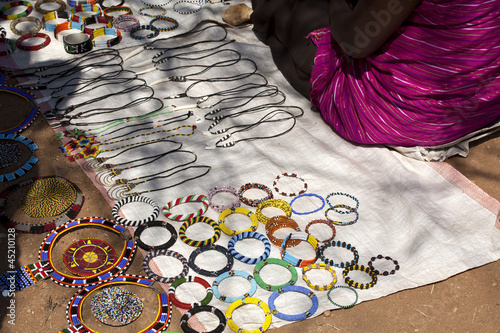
left=70, top=4, right=103, bottom=22
left=0, top=38, right=16, bottom=56
left=133, top=220, right=177, bottom=251
left=237, top=182, right=274, bottom=207
left=142, top=249, right=189, bottom=284
left=255, top=198, right=292, bottom=224
left=225, top=297, right=272, bottom=333
left=173, top=0, right=203, bottom=15
left=168, top=275, right=213, bottom=309
left=343, top=264, right=378, bottom=290
left=180, top=305, right=226, bottom=333
left=265, top=216, right=301, bottom=247
left=368, top=254, right=400, bottom=276
left=54, top=21, right=85, bottom=41
left=68, top=0, right=97, bottom=7
left=290, top=193, right=325, bottom=215
left=141, top=0, right=172, bottom=7
left=325, top=204, right=359, bottom=226
left=212, top=270, right=257, bottom=303
left=326, top=192, right=360, bottom=213
left=90, top=27, right=122, bottom=48
left=139, top=6, right=166, bottom=18
left=11, top=17, right=43, bottom=36
left=218, top=207, right=258, bottom=236
left=63, top=32, right=93, bottom=54
left=207, top=185, right=240, bottom=212
left=16, top=33, right=51, bottom=51
left=103, top=6, right=133, bottom=20
left=1, top=1, right=33, bottom=20
left=253, top=258, right=298, bottom=291
left=188, top=244, right=233, bottom=277
left=42, top=10, right=70, bottom=32
left=112, top=195, right=160, bottom=227
left=228, top=231, right=271, bottom=264
left=129, top=24, right=160, bottom=40
left=35, top=0, right=66, bottom=14
left=99, top=0, right=124, bottom=9
left=268, top=285, right=319, bottom=321
left=162, top=194, right=209, bottom=221
left=302, top=263, right=337, bottom=291
left=305, top=219, right=336, bottom=243
left=280, top=232, right=319, bottom=267
left=0, top=27, right=6, bottom=38
left=327, top=285, right=358, bottom=308
left=113, top=14, right=140, bottom=32
left=82, top=15, right=112, bottom=34
left=178, top=216, right=221, bottom=247
left=317, top=240, right=359, bottom=268
left=273, top=172, right=308, bottom=197
left=149, top=16, right=179, bottom=32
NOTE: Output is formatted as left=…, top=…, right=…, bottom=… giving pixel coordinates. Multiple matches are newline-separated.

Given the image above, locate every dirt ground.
left=0, top=75, right=499, bottom=333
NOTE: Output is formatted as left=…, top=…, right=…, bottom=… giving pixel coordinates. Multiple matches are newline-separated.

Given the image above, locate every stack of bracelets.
left=324, top=192, right=360, bottom=226
left=265, top=216, right=301, bottom=247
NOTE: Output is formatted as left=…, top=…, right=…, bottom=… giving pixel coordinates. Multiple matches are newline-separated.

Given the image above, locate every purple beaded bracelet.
left=113, top=14, right=140, bottom=32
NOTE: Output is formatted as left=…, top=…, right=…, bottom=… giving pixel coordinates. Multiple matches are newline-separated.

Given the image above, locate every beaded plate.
left=0, top=84, right=39, bottom=135
left=62, top=238, right=118, bottom=276
left=0, top=133, right=38, bottom=182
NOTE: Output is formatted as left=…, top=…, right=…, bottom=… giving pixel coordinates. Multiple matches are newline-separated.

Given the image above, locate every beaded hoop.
left=218, top=207, right=258, bottom=236
left=326, top=192, right=360, bottom=213
left=82, top=15, right=113, bottom=34
left=0, top=1, right=33, bottom=20
left=138, top=6, right=166, bottom=18
left=10, top=17, right=43, bottom=35
left=69, top=4, right=102, bottom=22
left=255, top=198, right=292, bottom=224
left=113, top=14, right=140, bottom=32
left=0, top=86, right=38, bottom=135
left=172, top=0, right=203, bottom=15
left=273, top=172, right=307, bottom=197
left=268, top=285, right=319, bottom=321
left=317, top=240, right=359, bottom=268
left=133, top=220, right=177, bottom=251
left=103, top=5, right=132, bottom=19
left=35, top=0, right=66, bottom=14
left=142, top=249, right=189, bottom=284
left=290, top=193, right=325, bottom=215
left=129, top=24, right=160, bottom=40
left=99, top=0, right=125, bottom=9
left=343, top=264, right=378, bottom=289
left=91, top=27, right=122, bottom=48
left=280, top=232, right=319, bottom=267
left=141, top=0, right=172, bottom=7
left=149, top=16, right=179, bottom=32
left=225, top=297, right=272, bottom=333
left=0, top=37, right=16, bottom=56
left=367, top=254, right=400, bottom=276
left=162, top=194, right=209, bottom=221
left=265, top=216, right=301, bottom=247
left=180, top=305, right=226, bottom=333
left=16, top=32, right=51, bottom=51
left=0, top=133, right=38, bottom=182
left=302, top=263, right=337, bottom=291
left=253, top=258, right=298, bottom=292
left=212, top=270, right=257, bottom=303
left=327, top=285, right=358, bottom=308
left=325, top=204, right=359, bottom=226
left=90, top=286, right=144, bottom=326
left=228, top=231, right=271, bottom=265
left=112, top=195, right=160, bottom=227
left=207, top=185, right=241, bottom=212
left=178, top=216, right=221, bottom=247
left=168, top=275, right=213, bottom=309
left=237, top=182, right=274, bottom=207
left=188, top=244, right=233, bottom=277
left=305, top=219, right=336, bottom=243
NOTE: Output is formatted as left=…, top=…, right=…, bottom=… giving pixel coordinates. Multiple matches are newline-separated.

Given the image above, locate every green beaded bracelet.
left=327, top=285, right=358, bottom=308
left=253, top=258, right=298, bottom=291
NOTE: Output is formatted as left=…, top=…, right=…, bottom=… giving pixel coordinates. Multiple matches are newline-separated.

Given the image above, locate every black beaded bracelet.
left=317, top=240, right=359, bottom=268
left=129, top=24, right=160, bottom=40
left=367, top=254, right=400, bottom=276
left=188, top=244, right=233, bottom=277
left=133, top=220, right=177, bottom=251
left=180, top=305, right=226, bottom=333
left=343, top=264, right=378, bottom=290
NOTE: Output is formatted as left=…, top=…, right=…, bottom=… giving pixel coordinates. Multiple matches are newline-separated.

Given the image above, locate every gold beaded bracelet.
left=302, top=263, right=337, bottom=291
left=255, top=198, right=292, bottom=224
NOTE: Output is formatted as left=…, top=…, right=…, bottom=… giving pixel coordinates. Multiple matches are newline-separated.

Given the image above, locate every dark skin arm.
left=330, top=0, right=421, bottom=58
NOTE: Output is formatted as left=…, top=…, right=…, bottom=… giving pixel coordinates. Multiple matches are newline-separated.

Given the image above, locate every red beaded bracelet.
left=16, top=32, right=51, bottom=51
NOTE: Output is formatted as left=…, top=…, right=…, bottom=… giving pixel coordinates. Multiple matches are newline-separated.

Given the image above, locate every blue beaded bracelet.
left=317, top=240, right=359, bottom=268
left=325, top=204, right=359, bottom=226
left=327, top=285, right=358, bottom=308
left=228, top=231, right=271, bottom=265
left=290, top=193, right=325, bottom=215
left=268, top=285, right=319, bottom=321
left=326, top=192, right=360, bottom=213
left=212, top=270, right=257, bottom=303
left=129, top=24, right=159, bottom=40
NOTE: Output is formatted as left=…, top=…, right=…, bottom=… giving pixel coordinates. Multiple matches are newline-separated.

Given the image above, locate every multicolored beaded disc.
left=62, top=238, right=118, bottom=276
left=90, top=286, right=144, bottom=326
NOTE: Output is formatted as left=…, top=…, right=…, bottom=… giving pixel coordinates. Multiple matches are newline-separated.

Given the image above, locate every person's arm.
left=330, top=0, right=421, bottom=58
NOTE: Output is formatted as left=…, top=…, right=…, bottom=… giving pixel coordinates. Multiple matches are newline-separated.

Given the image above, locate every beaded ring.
left=268, top=285, right=319, bottom=321
left=162, top=194, right=209, bottom=221
left=302, top=263, right=337, bottom=291
left=172, top=0, right=203, bottom=15
left=129, top=24, right=160, bottom=40
left=265, top=216, right=301, bottom=247
left=305, top=219, right=336, bottom=243
left=138, top=6, right=166, bottom=18
left=168, top=275, right=213, bottom=309
left=0, top=1, right=33, bottom=20
left=178, top=216, right=221, bottom=247
left=237, top=182, right=274, bottom=207
left=325, top=204, right=359, bottom=226
left=112, top=195, right=160, bottom=227
left=317, top=240, right=359, bottom=268
left=326, top=192, right=360, bottom=213
left=212, top=270, right=257, bottom=303
left=343, top=264, right=378, bottom=290
left=367, top=254, right=400, bottom=276
left=180, top=305, right=226, bottom=333
left=133, top=220, right=177, bottom=251
left=253, top=258, right=298, bottom=292
left=207, top=185, right=241, bottom=212
left=10, top=17, right=43, bottom=35
left=16, top=32, right=51, bottom=51
left=218, top=207, right=258, bottom=236
left=225, top=297, right=272, bottom=333
left=149, top=16, right=179, bottom=32
left=188, top=244, right=233, bottom=277
left=255, top=198, right=292, bottom=224
left=142, top=249, right=189, bottom=284
left=0, top=133, right=38, bottom=182
left=227, top=231, right=271, bottom=264
left=327, top=285, right=358, bottom=308
left=290, top=193, right=325, bottom=215
left=280, top=232, right=319, bottom=267
left=113, top=14, right=140, bottom=32
left=34, top=0, right=66, bottom=14
left=273, top=172, right=308, bottom=197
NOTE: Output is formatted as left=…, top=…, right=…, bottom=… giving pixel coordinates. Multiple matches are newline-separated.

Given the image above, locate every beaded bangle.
left=0, top=1, right=33, bottom=20
left=11, top=17, right=43, bottom=36
left=280, top=232, right=319, bottom=267
left=16, top=32, right=51, bottom=51
left=290, top=193, right=325, bottom=215
left=35, top=0, right=66, bottom=14
left=218, top=207, right=258, bottom=236
left=265, top=216, right=301, bottom=247
left=99, top=0, right=124, bottom=9
left=273, top=172, right=307, bottom=197
left=63, top=32, right=93, bottom=54
left=139, top=6, right=166, bottom=18
left=142, top=249, right=189, bottom=284
left=302, top=263, right=337, bottom=291
left=228, top=231, right=271, bottom=265
left=133, top=220, right=177, bottom=251
left=54, top=21, right=85, bottom=41
left=113, top=14, right=140, bottom=32
left=178, top=216, right=221, bottom=247
left=207, top=185, right=241, bottom=212
left=82, top=15, right=112, bottom=34
left=326, top=192, right=360, bottom=213
left=162, top=194, right=209, bottom=221
left=368, top=254, right=400, bottom=276
left=70, top=4, right=103, bottom=22
left=141, top=0, right=172, bottom=7
left=253, top=258, right=298, bottom=292
left=225, top=297, right=272, bottom=333
left=149, top=16, right=179, bottom=32
left=90, top=27, right=122, bottom=47
left=327, top=285, right=358, bottom=308
left=212, top=270, right=257, bottom=303
left=343, top=264, right=378, bottom=290
left=188, top=244, right=233, bottom=277
left=325, top=204, right=359, bottom=226
left=0, top=38, right=16, bottom=56
left=268, top=285, right=319, bottom=321
left=173, top=0, right=203, bottom=15
left=68, top=0, right=97, bottom=7
left=180, top=305, right=226, bottom=333
left=305, top=219, right=336, bottom=243
left=317, top=240, right=359, bottom=268
left=255, top=199, right=292, bottom=224
left=129, top=24, right=160, bottom=40
left=168, top=275, right=213, bottom=309
left=103, top=6, right=133, bottom=20
left=237, top=183, right=274, bottom=207
left=42, top=10, right=70, bottom=32
left=0, top=27, right=6, bottom=38
left=112, top=195, right=160, bottom=227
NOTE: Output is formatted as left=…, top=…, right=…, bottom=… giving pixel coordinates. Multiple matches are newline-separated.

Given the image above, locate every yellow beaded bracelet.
left=225, top=297, right=272, bottom=333
left=218, top=207, right=258, bottom=236
left=302, top=263, right=337, bottom=291
left=255, top=198, right=292, bottom=224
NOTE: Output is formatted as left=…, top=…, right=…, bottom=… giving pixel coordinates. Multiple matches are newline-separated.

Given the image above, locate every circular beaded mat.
left=62, top=238, right=119, bottom=276
left=0, top=141, right=22, bottom=168
left=90, top=286, right=144, bottom=326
